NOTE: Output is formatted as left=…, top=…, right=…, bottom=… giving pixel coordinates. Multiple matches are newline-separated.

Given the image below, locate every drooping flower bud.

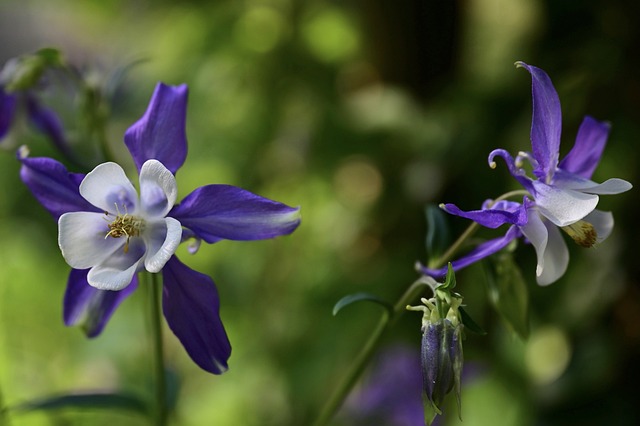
left=407, top=266, right=464, bottom=425
left=422, top=317, right=463, bottom=412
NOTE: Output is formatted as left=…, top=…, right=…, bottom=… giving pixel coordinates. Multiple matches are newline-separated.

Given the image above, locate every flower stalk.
left=147, top=272, right=167, bottom=426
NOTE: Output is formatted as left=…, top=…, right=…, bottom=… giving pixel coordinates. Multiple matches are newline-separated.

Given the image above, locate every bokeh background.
left=1, top=0, right=639, bottom=425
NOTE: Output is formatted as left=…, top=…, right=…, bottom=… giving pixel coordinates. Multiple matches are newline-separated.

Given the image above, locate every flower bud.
left=0, top=48, right=62, bottom=92
left=422, top=318, right=463, bottom=414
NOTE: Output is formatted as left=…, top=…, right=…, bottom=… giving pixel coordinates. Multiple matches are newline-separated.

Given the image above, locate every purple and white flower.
left=421, top=62, right=632, bottom=285
left=20, top=82, right=301, bottom=373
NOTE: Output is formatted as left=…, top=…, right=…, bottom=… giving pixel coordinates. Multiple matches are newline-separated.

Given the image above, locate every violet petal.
left=558, top=116, right=609, bottom=180
left=0, top=87, right=17, bottom=140
left=124, top=83, right=188, bottom=175
left=26, top=95, right=72, bottom=158
left=19, top=155, right=98, bottom=220
left=442, top=201, right=527, bottom=228
left=516, top=62, right=562, bottom=181
left=63, top=268, right=138, bottom=338
left=170, top=184, right=301, bottom=243
left=421, top=225, right=521, bottom=278
left=162, top=256, right=231, bottom=374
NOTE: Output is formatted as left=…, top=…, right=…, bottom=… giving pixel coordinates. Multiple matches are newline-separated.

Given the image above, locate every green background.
left=1, top=0, right=638, bottom=425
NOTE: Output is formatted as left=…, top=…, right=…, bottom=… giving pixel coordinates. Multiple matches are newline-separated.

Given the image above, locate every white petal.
left=536, top=222, right=569, bottom=286
left=520, top=209, right=548, bottom=280
left=87, top=238, right=146, bottom=290
left=554, top=170, right=632, bottom=195
left=573, top=178, right=632, bottom=195
left=58, top=212, right=125, bottom=269
left=139, top=160, right=177, bottom=218
left=585, top=209, right=614, bottom=243
left=80, top=162, right=138, bottom=214
left=533, top=181, right=599, bottom=227
left=144, top=217, right=182, bottom=273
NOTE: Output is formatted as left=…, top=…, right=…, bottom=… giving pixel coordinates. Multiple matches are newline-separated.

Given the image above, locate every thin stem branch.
left=147, top=272, right=167, bottom=426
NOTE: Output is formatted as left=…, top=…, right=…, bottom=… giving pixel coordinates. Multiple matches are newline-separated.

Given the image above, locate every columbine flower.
left=20, top=82, right=301, bottom=374
left=421, top=62, right=632, bottom=285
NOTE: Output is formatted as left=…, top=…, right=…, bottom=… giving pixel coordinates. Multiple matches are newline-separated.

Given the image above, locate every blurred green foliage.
left=1, top=0, right=639, bottom=425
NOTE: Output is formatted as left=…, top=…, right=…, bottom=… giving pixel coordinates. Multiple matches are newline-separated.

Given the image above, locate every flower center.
left=561, top=220, right=597, bottom=248
left=104, top=210, right=145, bottom=253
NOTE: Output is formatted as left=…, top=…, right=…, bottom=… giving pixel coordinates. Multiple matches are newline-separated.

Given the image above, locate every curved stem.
left=311, top=278, right=431, bottom=426
left=147, top=272, right=167, bottom=426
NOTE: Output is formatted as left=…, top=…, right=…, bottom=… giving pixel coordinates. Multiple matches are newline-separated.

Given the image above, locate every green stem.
left=147, top=272, right=167, bottom=426
left=0, top=386, right=9, bottom=426
left=312, top=189, right=529, bottom=425
left=311, top=278, right=430, bottom=426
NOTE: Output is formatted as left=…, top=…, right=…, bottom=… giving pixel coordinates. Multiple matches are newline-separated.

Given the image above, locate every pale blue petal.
left=80, top=162, right=138, bottom=214
left=532, top=181, right=598, bottom=227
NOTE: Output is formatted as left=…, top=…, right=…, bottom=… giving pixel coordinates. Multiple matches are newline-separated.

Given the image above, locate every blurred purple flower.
left=1, top=84, right=70, bottom=156
left=421, top=62, right=631, bottom=285
left=20, top=82, right=301, bottom=374
left=344, top=346, right=429, bottom=426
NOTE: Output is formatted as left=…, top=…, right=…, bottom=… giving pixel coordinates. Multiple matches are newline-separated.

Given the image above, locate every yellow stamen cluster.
left=561, top=220, right=597, bottom=248
left=104, top=207, right=145, bottom=253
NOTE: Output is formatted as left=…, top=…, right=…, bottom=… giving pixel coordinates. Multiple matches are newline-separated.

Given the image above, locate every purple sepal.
left=26, top=95, right=72, bottom=159
left=0, top=87, right=17, bottom=140
left=124, top=83, right=188, bottom=175
left=19, top=155, right=98, bottom=220
left=170, top=184, right=301, bottom=243
left=63, top=268, right=138, bottom=338
left=161, top=256, right=231, bottom=375
left=558, top=116, right=610, bottom=180
left=442, top=200, right=527, bottom=229
left=488, top=149, right=534, bottom=192
left=517, top=62, right=562, bottom=181
left=422, top=225, right=521, bottom=278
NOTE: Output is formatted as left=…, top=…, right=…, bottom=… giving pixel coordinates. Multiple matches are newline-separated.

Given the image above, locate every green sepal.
left=440, top=263, right=457, bottom=290
left=1, top=48, right=63, bottom=92
left=422, top=393, right=440, bottom=426
left=332, top=292, right=393, bottom=318
left=7, top=391, right=149, bottom=416
left=425, top=204, right=450, bottom=266
left=459, top=306, right=487, bottom=335
left=483, top=254, right=530, bottom=339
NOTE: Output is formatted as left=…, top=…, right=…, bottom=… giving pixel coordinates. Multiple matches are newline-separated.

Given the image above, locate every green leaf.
left=459, top=306, right=487, bottom=335
left=425, top=204, right=450, bottom=266
left=9, top=392, right=149, bottom=416
left=483, top=255, right=529, bottom=339
left=332, top=292, right=393, bottom=317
